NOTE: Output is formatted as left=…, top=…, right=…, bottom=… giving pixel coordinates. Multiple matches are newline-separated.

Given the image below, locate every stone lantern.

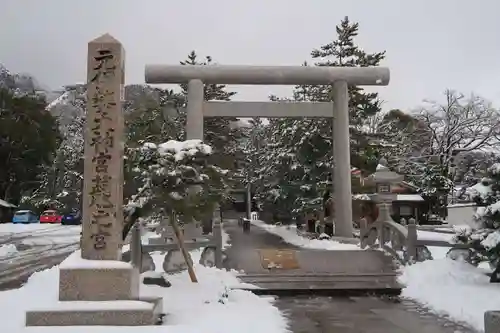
left=372, top=158, right=403, bottom=201
left=372, top=158, right=404, bottom=221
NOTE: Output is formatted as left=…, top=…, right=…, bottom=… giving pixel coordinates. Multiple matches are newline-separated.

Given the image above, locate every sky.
left=1, top=0, right=500, bottom=112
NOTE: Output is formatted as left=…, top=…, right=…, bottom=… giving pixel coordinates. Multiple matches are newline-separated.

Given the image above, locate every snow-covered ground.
left=251, top=219, right=360, bottom=250
left=400, top=259, right=499, bottom=331
left=0, top=224, right=81, bottom=248
left=0, top=223, right=71, bottom=234
left=0, top=244, right=18, bottom=256
left=251, top=220, right=500, bottom=331
left=0, top=224, right=289, bottom=333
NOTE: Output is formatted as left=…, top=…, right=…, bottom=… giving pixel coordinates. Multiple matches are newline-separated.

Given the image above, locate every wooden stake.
left=169, top=212, right=198, bottom=283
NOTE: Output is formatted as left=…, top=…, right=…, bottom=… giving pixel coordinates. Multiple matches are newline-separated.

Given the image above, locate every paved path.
left=223, top=220, right=478, bottom=333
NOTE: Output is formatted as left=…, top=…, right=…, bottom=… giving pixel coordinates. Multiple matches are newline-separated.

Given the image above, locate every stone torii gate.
left=145, top=64, right=390, bottom=237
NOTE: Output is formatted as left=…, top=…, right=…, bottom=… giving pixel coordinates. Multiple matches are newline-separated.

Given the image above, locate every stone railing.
left=485, top=311, right=500, bottom=333
left=359, top=203, right=470, bottom=265
left=359, top=216, right=417, bottom=264
left=124, top=210, right=224, bottom=273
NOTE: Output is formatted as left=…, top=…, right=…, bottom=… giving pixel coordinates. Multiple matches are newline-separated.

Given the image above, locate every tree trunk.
left=122, top=207, right=141, bottom=241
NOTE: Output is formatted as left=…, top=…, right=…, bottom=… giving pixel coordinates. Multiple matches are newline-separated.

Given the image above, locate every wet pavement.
left=223, top=219, right=478, bottom=333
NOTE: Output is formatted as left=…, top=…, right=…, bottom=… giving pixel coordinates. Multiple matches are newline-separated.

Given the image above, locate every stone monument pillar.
left=81, top=33, right=125, bottom=261
left=25, top=34, right=162, bottom=327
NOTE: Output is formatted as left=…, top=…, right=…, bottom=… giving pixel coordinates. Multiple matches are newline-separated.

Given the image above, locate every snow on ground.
left=251, top=220, right=360, bottom=250
left=427, top=246, right=450, bottom=260
left=0, top=244, right=18, bottom=256
left=400, top=259, right=500, bottom=331
left=417, top=230, right=454, bottom=242
left=0, top=223, right=68, bottom=234
left=0, top=222, right=288, bottom=333
left=0, top=224, right=81, bottom=246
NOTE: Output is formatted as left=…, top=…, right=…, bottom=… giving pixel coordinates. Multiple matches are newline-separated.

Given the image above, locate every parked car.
left=39, top=210, right=62, bottom=223
left=12, top=210, right=39, bottom=224
left=61, top=211, right=81, bottom=225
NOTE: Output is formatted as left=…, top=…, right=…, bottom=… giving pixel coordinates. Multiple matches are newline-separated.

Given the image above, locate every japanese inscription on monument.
left=82, top=34, right=125, bottom=261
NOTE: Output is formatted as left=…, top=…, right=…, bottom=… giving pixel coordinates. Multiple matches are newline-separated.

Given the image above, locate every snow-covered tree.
left=256, top=117, right=332, bottom=221
left=0, top=87, right=60, bottom=205
left=124, top=85, right=186, bottom=200
left=376, top=92, right=500, bottom=201
left=454, top=151, right=498, bottom=186
left=127, top=140, right=229, bottom=223
left=22, top=85, right=85, bottom=211
left=412, top=90, right=500, bottom=180
left=254, top=17, right=386, bottom=220
left=456, top=163, right=500, bottom=282
left=237, top=118, right=266, bottom=182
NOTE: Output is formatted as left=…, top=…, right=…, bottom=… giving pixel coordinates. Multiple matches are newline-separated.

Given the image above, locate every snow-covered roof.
left=45, top=91, right=70, bottom=110
left=352, top=193, right=424, bottom=202
left=352, top=194, right=372, bottom=200
left=0, top=199, right=16, bottom=208
left=397, top=194, right=424, bottom=202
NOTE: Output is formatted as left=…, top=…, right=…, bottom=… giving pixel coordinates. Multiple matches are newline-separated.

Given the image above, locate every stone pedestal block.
left=59, top=266, right=140, bottom=301
left=26, top=297, right=163, bottom=326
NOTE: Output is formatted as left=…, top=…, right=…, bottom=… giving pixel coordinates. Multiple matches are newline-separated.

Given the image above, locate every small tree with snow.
left=128, top=139, right=229, bottom=224
left=456, top=164, right=500, bottom=282
left=22, top=85, right=85, bottom=211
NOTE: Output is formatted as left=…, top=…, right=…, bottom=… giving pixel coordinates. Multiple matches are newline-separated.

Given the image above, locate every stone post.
left=81, top=33, right=125, bottom=261
left=213, top=211, right=223, bottom=269
left=131, top=223, right=142, bottom=269
left=406, top=218, right=418, bottom=263
left=186, top=79, right=204, bottom=140
left=332, top=81, right=354, bottom=238
left=246, top=182, right=252, bottom=220
left=485, top=311, right=500, bottom=333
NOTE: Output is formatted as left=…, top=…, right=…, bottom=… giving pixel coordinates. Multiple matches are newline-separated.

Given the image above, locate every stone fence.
left=359, top=212, right=472, bottom=264
left=125, top=214, right=223, bottom=274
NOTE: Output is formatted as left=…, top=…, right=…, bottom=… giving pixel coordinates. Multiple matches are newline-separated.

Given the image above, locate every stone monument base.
left=25, top=251, right=164, bottom=327
left=26, top=297, right=163, bottom=326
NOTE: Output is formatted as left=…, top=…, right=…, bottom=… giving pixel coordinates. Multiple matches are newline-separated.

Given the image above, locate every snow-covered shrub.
left=126, top=139, right=229, bottom=223
left=455, top=164, right=500, bottom=281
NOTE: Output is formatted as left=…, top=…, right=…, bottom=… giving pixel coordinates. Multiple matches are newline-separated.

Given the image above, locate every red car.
left=39, top=210, right=62, bottom=223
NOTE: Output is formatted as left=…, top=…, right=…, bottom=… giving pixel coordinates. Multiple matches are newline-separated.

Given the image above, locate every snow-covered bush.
left=126, top=139, right=229, bottom=223
left=455, top=163, right=500, bottom=282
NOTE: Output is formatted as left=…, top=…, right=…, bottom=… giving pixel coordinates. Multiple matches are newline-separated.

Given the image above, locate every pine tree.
left=256, top=117, right=330, bottom=222
left=128, top=140, right=229, bottom=223
left=256, top=17, right=386, bottom=221
left=309, top=16, right=386, bottom=171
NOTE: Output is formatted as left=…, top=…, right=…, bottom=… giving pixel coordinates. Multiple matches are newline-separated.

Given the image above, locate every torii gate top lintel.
left=145, top=64, right=390, bottom=86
